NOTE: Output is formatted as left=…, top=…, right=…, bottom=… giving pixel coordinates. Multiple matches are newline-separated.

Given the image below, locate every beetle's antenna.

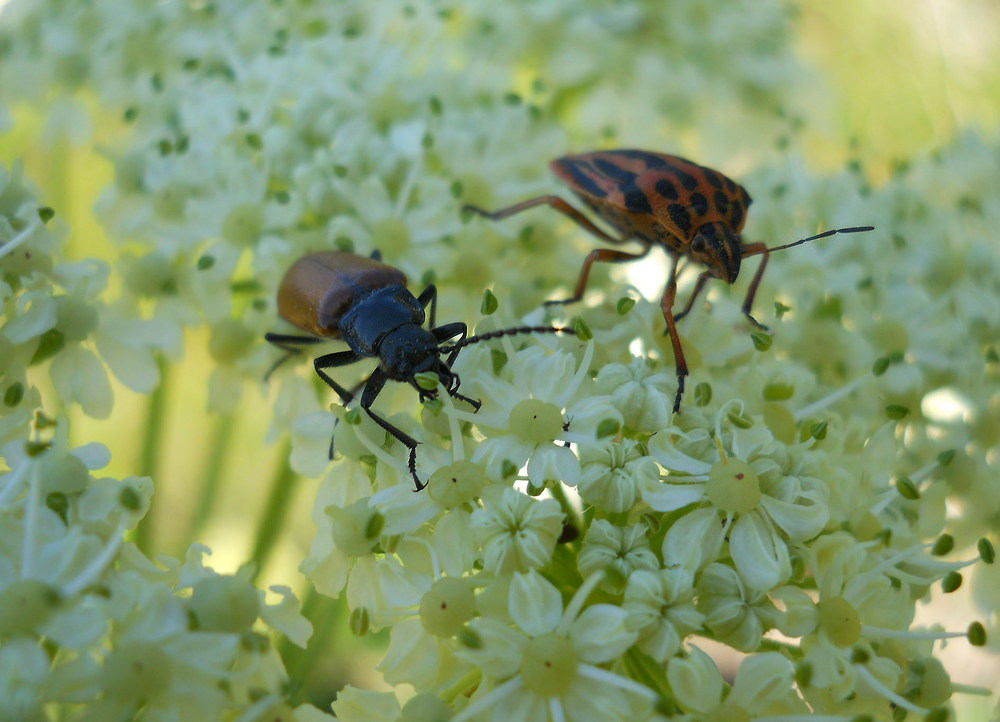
left=442, top=325, right=575, bottom=353
left=742, top=226, right=875, bottom=257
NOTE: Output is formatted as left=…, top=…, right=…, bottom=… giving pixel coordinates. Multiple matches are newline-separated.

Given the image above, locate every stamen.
left=0, top=218, right=41, bottom=260
left=853, top=663, right=928, bottom=715
left=452, top=677, right=523, bottom=722
left=557, top=570, right=605, bottom=637
left=794, top=375, right=868, bottom=421
left=62, top=528, right=125, bottom=598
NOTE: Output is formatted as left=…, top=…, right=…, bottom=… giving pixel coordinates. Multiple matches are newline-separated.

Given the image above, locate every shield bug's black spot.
left=703, top=169, right=725, bottom=190
left=624, top=188, right=653, bottom=215
left=674, top=168, right=699, bottom=191
left=656, top=178, right=679, bottom=201
left=667, top=203, right=692, bottom=234
left=619, top=150, right=670, bottom=169
left=593, top=158, right=638, bottom=184
left=723, top=176, right=738, bottom=194
left=713, top=190, right=730, bottom=216
left=563, top=161, right=608, bottom=198
left=690, top=192, right=709, bottom=216
left=731, top=199, right=744, bottom=227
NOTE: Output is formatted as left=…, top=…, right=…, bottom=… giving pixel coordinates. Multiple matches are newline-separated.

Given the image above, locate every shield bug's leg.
left=264, top=333, right=326, bottom=380
left=464, top=196, right=623, bottom=245
left=359, top=370, right=426, bottom=491
left=547, top=244, right=652, bottom=307
left=417, top=284, right=439, bottom=328
left=659, top=260, right=689, bottom=414
left=739, top=242, right=770, bottom=331
left=737, top=228, right=874, bottom=330
left=672, top=270, right=713, bottom=324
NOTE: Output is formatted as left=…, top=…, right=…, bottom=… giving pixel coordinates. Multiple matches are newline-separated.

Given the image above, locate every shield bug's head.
left=690, top=222, right=742, bottom=284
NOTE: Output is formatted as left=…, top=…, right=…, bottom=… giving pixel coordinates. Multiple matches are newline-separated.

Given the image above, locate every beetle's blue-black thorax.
left=338, top=285, right=442, bottom=381
left=339, top=285, right=425, bottom=355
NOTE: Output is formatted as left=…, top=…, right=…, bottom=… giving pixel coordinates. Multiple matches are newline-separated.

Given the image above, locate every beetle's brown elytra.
left=464, top=149, right=874, bottom=413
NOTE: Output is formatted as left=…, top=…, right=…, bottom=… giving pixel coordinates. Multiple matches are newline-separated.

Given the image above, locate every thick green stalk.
left=135, top=355, right=169, bottom=553
left=248, top=437, right=297, bottom=581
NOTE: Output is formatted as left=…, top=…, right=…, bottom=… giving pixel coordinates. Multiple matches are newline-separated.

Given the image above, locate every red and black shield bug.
left=464, top=149, right=873, bottom=413
left=265, top=250, right=574, bottom=491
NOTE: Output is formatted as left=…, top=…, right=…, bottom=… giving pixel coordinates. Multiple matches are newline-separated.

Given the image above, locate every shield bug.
left=464, top=149, right=873, bottom=412
left=266, top=250, right=573, bottom=491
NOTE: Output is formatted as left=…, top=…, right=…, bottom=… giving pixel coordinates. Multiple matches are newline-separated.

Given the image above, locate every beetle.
left=463, top=149, right=874, bottom=413
left=265, top=250, right=572, bottom=491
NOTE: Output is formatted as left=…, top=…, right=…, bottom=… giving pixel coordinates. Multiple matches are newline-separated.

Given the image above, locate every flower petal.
left=509, top=570, right=562, bottom=637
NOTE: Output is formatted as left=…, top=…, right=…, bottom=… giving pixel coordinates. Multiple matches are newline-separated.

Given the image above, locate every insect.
left=464, top=149, right=874, bottom=412
left=265, top=250, right=572, bottom=491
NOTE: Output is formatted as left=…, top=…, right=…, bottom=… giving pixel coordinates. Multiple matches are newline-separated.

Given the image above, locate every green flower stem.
left=135, top=355, right=170, bottom=554
left=180, top=413, right=235, bottom=551
left=248, top=437, right=296, bottom=581
left=280, top=586, right=344, bottom=706
left=759, top=637, right=804, bottom=658
left=440, top=668, right=483, bottom=705
left=547, top=480, right=582, bottom=539
left=623, top=648, right=674, bottom=710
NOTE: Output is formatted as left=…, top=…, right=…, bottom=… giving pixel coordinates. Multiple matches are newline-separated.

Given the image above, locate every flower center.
left=100, top=641, right=174, bottom=705
left=419, top=577, right=476, bottom=637
left=427, top=460, right=486, bottom=507
left=520, top=633, right=578, bottom=696
left=705, top=458, right=761, bottom=513
left=819, top=595, right=861, bottom=647
left=509, top=399, right=564, bottom=443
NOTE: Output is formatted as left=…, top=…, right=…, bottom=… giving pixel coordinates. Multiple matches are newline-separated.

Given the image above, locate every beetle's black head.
left=379, top=325, right=455, bottom=390
left=690, top=222, right=742, bottom=284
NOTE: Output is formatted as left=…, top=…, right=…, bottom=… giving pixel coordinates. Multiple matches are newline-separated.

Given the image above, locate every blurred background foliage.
left=1, top=0, right=998, bottom=712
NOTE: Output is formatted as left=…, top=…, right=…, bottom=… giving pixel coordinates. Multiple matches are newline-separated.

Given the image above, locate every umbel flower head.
left=2, top=0, right=999, bottom=720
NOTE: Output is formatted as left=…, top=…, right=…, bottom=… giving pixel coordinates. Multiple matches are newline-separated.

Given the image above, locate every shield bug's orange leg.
left=659, top=260, right=688, bottom=414
left=738, top=227, right=875, bottom=331
left=464, top=196, right=623, bottom=245
left=739, top=242, right=770, bottom=330
left=547, top=245, right=652, bottom=306
left=672, top=270, right=712, bottom=323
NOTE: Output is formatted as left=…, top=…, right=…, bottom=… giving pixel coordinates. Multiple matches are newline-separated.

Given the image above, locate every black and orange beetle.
left=266, top=250, right=572, bottom=491
left=464, top=149, right=873, bottom=412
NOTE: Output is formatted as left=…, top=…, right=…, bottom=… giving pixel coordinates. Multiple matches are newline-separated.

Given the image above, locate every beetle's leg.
left=673, top=270, right=713, bottom=324
left=547, top=244, right=652, bottom=306
left=360, top=370, right=426, bottom=491
left=263, top=333, right=326, bottom=380
left=659, top=260, right=688, bottom=414
left=464, top=196, right=622, bottom=245
left=313, top=349, right=366, bottom=405
left=429, top=322, right=482, bottom=410
left=417, top=284, right=439, bottom=328
left=739, top=242, right=770, bottom=331
left=312, top=350, right=369, bottom=459
left=432, top=322, right=468, bottom=365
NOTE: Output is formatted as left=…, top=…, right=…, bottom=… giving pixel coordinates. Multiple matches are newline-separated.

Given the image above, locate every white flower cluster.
left=2, top=0, right=998, bottom=721
left=1, top=165, right=314, bottom=719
